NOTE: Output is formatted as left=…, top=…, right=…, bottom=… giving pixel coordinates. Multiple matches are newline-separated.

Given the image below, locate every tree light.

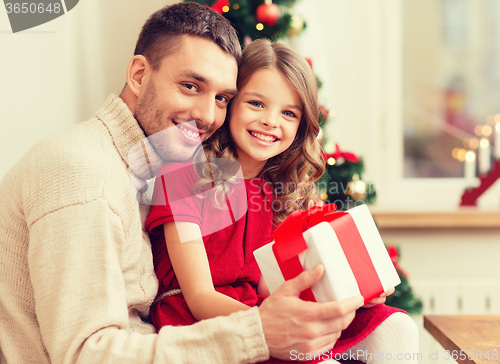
left=457, top=149, right=467, bottom=162
left=469, top=138, right=479, bottom=150
left=482, top=125, right=492, bottom=137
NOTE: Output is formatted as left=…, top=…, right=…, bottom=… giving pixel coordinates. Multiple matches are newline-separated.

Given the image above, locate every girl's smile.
left=248, top=130, right=279, bottom=143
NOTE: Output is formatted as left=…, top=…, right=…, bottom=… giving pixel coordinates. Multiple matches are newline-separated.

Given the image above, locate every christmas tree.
left=317, top=143, right=377, bottom=211
left=187, top=0, right=306, bottom=47
left=385, top=245, right=424, bottom=315
left=189, top=0, right=423, bottom=315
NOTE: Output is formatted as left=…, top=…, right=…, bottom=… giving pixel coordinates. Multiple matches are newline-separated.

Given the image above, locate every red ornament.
left=256, top=3, right=280, bottom=27
left=319, top=105, right=329, bottom=122
left=305, top=58, right=313, bottom=68
left=387, top=245, right=399, bottom=263
left=210, top=0, right=229, bottom=14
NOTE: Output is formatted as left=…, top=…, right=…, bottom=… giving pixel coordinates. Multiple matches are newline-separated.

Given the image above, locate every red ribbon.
left=271, top=204, right=384, bottom=303
left=329, top=214, right=384, bottom=303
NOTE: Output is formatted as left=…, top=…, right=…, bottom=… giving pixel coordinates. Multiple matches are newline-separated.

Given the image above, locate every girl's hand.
left=361, top=287, right=395, bottom=308
left=257, top=275, right=270, bottom=297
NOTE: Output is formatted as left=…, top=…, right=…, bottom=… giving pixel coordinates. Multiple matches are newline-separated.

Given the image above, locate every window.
left=403, top=0, right=500, bottom=179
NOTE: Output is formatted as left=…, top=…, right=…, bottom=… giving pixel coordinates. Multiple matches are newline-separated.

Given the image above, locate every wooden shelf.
left=370, top=208, right=500, bottom=229
left=424, top=315, right=500, bottom=364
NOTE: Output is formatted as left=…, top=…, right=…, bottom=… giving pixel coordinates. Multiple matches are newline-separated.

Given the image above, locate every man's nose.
left=193, top=96, right=216, bottom=127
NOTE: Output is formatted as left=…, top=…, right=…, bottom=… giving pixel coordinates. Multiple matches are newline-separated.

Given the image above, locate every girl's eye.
left=283, top=110, right=297, bottom=118
left=248, top=101, right=263, bottom=108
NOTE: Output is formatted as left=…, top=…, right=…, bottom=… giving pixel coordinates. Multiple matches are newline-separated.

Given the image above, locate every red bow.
left=270, top=204, right=345, bottom=301
left=270, top=203, right=384, bottom=303
left=323, top=144, right=360, bottom=163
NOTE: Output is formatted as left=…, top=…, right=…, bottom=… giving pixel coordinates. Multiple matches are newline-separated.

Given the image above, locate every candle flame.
left=465, top=151, right=476, bottom=162
left=480, top=138, right=490, bottom=148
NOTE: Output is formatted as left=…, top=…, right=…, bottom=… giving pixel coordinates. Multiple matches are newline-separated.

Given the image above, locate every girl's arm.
left=163, top=221, right=250, bottom=321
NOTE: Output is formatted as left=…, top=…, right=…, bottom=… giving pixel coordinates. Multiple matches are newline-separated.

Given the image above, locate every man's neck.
left=119, top=86, right=138, bottom=116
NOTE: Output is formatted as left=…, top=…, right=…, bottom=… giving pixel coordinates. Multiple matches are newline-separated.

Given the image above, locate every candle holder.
left=460, top=159, right=500, bottom=206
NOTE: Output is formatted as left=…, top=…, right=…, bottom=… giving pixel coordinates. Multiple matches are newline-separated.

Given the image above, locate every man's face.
left=135, top=35, right=238, bottom=162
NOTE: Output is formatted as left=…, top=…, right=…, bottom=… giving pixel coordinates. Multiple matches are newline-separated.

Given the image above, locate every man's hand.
left=361, top=287, right=395, bottom=309
left=258, top=264, right=364, bottom=361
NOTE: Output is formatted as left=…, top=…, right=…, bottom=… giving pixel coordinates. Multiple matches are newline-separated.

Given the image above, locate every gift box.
left=253, top=204, right=400, bottom=303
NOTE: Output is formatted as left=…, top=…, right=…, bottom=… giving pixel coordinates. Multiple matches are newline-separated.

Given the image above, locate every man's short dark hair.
left=134, top=2, right=241, bottom=70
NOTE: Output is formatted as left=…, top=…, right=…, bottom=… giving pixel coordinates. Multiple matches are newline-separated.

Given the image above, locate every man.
left=0, top=3, right=363, bottom=363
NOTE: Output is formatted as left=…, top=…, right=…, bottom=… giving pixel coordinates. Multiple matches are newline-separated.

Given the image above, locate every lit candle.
left=464, top=150, right=476, bottom=180
left=479, top=138, right=491, bottom=174
left=495, top=122, right=500, bottom=159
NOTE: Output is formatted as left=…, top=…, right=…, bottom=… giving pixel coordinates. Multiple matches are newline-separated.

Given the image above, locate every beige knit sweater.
left=0, top=94, right=269, bottom=364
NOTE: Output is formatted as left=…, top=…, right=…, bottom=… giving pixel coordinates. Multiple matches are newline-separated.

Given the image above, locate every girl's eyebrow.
left=242, top=91, right=267, bottom=99
left=287, top=104, right=302, bottom=112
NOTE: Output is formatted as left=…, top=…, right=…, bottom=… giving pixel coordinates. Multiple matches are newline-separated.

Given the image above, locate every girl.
left=146, top=39, right=418, bottom=363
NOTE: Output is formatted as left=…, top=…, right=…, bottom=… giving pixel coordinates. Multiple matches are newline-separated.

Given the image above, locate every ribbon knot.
left=269, top=203, right=384, bottom=303
left=270, top=203, right=344, bottom=301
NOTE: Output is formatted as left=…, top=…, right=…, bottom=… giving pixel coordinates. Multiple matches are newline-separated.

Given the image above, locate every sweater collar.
left=96, top=94, right=163, bottom=181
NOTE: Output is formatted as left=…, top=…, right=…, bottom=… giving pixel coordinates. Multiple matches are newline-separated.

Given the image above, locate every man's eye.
left=283, top=110, right=297, bottom=118
left=183, top=84, right=198, bottom=92
left=216, top=95, right=229, bottom=103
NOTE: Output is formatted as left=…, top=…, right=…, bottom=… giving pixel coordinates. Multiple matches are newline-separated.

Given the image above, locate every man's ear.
left=126, top=55, right=151, bottom=97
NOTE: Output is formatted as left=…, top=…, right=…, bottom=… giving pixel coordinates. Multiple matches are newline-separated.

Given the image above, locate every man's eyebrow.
left=182, top=71, right=207, bottom=84
left=225, top=88, right=238, bottom=97
left=181, top=71, right=237, bottom=96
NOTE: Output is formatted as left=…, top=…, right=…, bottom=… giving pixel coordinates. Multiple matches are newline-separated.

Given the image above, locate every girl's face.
left=229, top=67, right=302, bottom=177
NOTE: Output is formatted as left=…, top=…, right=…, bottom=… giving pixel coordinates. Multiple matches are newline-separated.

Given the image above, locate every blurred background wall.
left=0, top=0, right=176, bottom=177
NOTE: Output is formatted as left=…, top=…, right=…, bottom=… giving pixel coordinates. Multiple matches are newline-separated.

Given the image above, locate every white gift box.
left=253, top=204, right=401, bottom=303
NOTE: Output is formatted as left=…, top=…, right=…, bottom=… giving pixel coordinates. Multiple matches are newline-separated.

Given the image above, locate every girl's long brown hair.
left=195, top=38, right=325, bottom=223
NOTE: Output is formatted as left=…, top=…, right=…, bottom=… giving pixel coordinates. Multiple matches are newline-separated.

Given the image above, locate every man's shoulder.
left=16, top=118, right=127, bottom=198
left=2, top=118, right=135, bottom=226
left=30, top=117, right=120, bottom=173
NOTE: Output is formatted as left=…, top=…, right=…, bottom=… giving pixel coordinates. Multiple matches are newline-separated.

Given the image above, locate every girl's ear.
left=126, top=55, right=151, bottom=98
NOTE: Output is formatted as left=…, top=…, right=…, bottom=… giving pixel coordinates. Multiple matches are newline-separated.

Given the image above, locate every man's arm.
left=28, top=199, right=362, bottom=363
left=28, top=199, right=268, bottom=364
